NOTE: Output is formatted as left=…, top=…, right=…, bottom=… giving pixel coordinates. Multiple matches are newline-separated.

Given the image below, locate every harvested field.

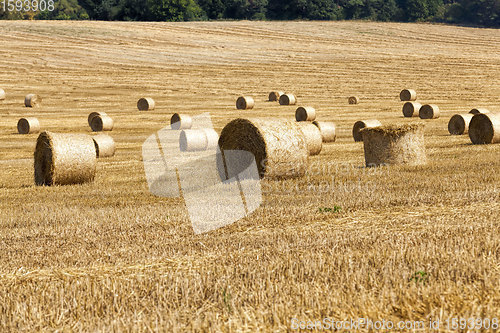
left=0, top=20, right=499, bottom=331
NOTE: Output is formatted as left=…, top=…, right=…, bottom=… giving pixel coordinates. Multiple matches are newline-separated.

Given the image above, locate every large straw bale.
left=448, top=114, right=473, bottom=135
left=312, top=121, right=336, bottom=143
left=469, top=113, right=500, bottom=144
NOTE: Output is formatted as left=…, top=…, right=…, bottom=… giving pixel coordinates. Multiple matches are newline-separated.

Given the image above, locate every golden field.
left=0, top=20, right=499, bottom=331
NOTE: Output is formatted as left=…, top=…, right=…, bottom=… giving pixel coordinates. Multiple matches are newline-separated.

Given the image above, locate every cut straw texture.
left=295, top=106, right=316, bottom=122
left=180, top=129, right=219, bottom=152
left=419, top=104, right=440, bottom=119
left=269, top=91, right=284, bottom=102
left=90, top=115, right=114, bottom=132
left=448, top=114, right=473, bottom=135
left=312, top=121, right=336, bottom=143
left=218, top=118, right=308, bottom=179
left=353, top=119, right=382, bottom=142
left=348, top=96, right=360, bottom=105
left=24, top=94, right=41, bottom=107
left=17, top=117, right=40, bottom=134
left=236, top=96, right=255, bottom=110
left=297, top=122, right=322, bottom=155
left=137, top=97, right=155, bottom=111
left=88, top=112, right=108, bottom=126
left=361, top=123, right=427, bottom=167
left=0, top=88, right=5, bottom=100
left=279, top=94, right=297, bottom=105
left=400, top=89, right=417, bottom=101
left=171, top=113, right=193, bottom=130
left=34, top=131, right=96, bottom=186
left=92, top=134, right=116, bottom=158
left=402, top=102, right=422, bottom=118
left=469, top=113, right=500, bottom=144
left=469, top=108, right=490, bottom=115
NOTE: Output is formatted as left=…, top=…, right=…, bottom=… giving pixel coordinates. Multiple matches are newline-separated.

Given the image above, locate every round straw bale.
left=279, top=94, right=297, bottom=106
left=90, top=115, right=114, bottom=132
left=171, top=113, right=193, bottom=130
left=218, top=118, right=308, bottom=179
left=469, top=113, right=500, bottom=144
left=295, top=106, right=316, bottom=122
left=312, top=121, right=336, bottom=143
left=92, top=134, right=116, bottom=158
left=203, top=128, right=219, bottom=150
left=402, top=102, right=422, bottom=118
left=469, top=108, right=490, bottom=115
left=34, top=131, right=96, bottom=186
left=297, top=122, right=322, bottom=156
left=180, top=129, right=208, bottom=152
left=352, top=119, right=382, bottom=142
left=17, top=117, right=40, bottom=134
left=269, top=91, right=284, bottom=102
left=137, top=97, right=155, bottom=111
left=361, top=123, right=427, bottom=167
left=25, top=94, right=41, bottom=107
left=400, top=89, right=417, bottom=102
left=348, top=96, right=360, bottom=105
left=0, top=89, right=5, bottom=100
left=419, top=104, right=440, bottom=119
left=236, top=96, right=255, bottom=110
left=88, top=112, right=108, bottom=126
left=448, top=113, right=473, bottom=135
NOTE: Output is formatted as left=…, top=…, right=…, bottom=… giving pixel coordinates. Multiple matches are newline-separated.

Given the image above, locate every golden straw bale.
left=279, top=94, right=297, bottom=105
left=171, top=113, right=193, bottom=130
left=25, top=94, right=41, bottom=107
left=90, top=115, right=114, bottom=132
left=400, top=89, right=417, bottom=101
left=269, top=91, right=284, bottom=102
left=312, top=121, right=336, bottom=143
left=137, top=97, right=155, bottom=111
left=469, top=113, right=500, bottom=144
left=92, top=134, right=116, bottom=158
left=17, top=117, right=40, bottom=134
left=297, top=122, right=322, bottom=155
left=236, top=96, right=255, bottom=110
left=402, top=102, right=422, bottom=118
left=448, top=114, right=473, bottom=135
left=295, top=106, right=316, bottom=122
left=348, top=96, right=360, bottom=105
left=419, top=104, right=440, bottom=119
left=88, top=112, right=108, bottom=126
left=352, top=119, right=382, bottom=142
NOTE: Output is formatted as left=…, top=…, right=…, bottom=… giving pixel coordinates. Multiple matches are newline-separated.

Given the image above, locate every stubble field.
left=0, top=20, right=499, bottom=331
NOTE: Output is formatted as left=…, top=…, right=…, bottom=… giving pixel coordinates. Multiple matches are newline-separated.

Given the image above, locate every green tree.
left=36, top=0, right=89, bottom=19
left=147, top=0, right=203, bottom=21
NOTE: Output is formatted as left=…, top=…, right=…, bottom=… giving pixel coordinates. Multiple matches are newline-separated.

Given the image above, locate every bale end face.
left=88, top=112, right=108, bottom=126
left=137, top=97, right=155, bottom=111
left=295, top=106, right=316, bottom=122
left=348, top=96, right=360, bottom=105
left=279, top=94, right=296, bottom=106
left=236, top=96, right=255, bottom=110
left=419, top=104, right=440, bottom=119
left=400, top=89, right=417, bottom=102
left=469, top=113, right=500, bottom=144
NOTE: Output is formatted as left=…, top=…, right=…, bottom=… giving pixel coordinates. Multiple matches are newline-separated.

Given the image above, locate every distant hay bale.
left=348, top=96, right=360, bottom=105
left=137, top=97, right=155, bottom=111
left=203, top=128, right=219, bottom=150
left=402, top=102, right=422, bottom=118
left=361, top=123, right=427, bottom=167
left=448, top=113, right=473, bottom=135
left=236, top=96, right=255, bottom=110
left=179, top=129, right=219, bottom=152
left=469, top=113, right=500, bottom=144
left=352, top=119, right=382, bottom=142
left=295, top=106, right=316, bottom=122
left=90, top=115, right=114, bottom=132
left=297, top=122, right=322, bottom=155
left=279, top=94, right=296, bottom=105
left=25, top=94, right=41, bottom=107
left=34, top=131, right=96, bottom=186
left=171, top=113, right=193, bottom=130
left=312, top=121, right=336, bottom=143
left=0, top=88, right=5, bottom=100
left=17, top=117, right=40, bottom=134
left=469, top=108, right=490, bottom=115
left=400, top=89, right=417, bottom=102
left=269, top=91, right=284, bottom=102
left=419, top=104, right=440, bottom=119
left=92, top=134, right=116, bottom=158
left=88, top=112, right=108, bottom=126
left=218, top=118, right=308, bottom=179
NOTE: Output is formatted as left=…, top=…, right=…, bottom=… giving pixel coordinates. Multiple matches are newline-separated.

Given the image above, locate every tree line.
left=1, top=0, right=499, bottom=27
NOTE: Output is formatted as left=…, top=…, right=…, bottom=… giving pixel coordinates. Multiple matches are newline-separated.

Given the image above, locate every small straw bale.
left=88, top=112, right=108, bottom=126
left=448, top=113, right=473, bottom=135
left=17, top=117, right=40, bottom=134
left=34, top=131, right=96, bottom=186
left=92, top=134, right=116, bottom=158
left=295, top=106, right=316, bottom=122
left=90, top=115, right=114, bottom=132
left=469, top=108, right=490, bottom=115
left=361, top=123, right=427, bottom=167
left=402, top=102, right=422, bottom=118
left=171, top=113, right=193, bottom=130
left=218, top=118, right=308, bottom=179
left=236, top=96, right=255, bottom=110
left=419, top=104, right=440, bottom=119
left=469, top=113, right=500, bottom=144
left=137, top=97, right=155, bottom=111
left=203, top=128, right=219, bottom=150
left=0, top=88, right=5, bottom=100
left=279, top=94, right=297, bottom=105
left=25, top=94, right=41, bottom=107
left=400, top=89, right=417, bottom=101
left=180, top=129, right=219, bottom=152
left=348, top=96, right=360, bottom=105
left=312, top=121, right=336, bottom=143
left=297, top=122, right=322, bottom=155
left=269, top=91, right=284, bottom=102
left=352, top=119, right=382, bottom=142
